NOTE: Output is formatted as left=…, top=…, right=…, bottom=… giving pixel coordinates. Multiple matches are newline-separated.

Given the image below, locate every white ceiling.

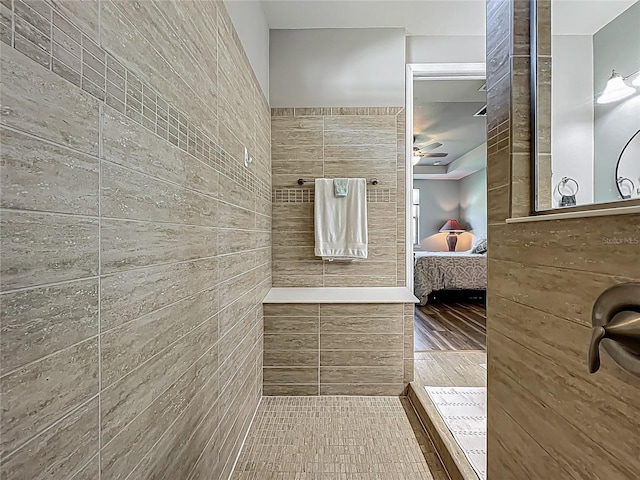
left=257, top=0, right=638, bottom=37
left=413, top=79, right=487, bottom=167
left=261, top=0, right=486, bottom=36
left=553, top=0, right=637, bottom=35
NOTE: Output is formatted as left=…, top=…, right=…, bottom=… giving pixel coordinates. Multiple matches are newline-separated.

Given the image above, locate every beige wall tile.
left=101, top=291, right=218, bottom=387
left=320, top=316, right=403, bottom=334
left=264, top=350, right=319, bottom=367
left=271, top=116, right=323, bottom=147
left=0, top=339, right=98, bottom=457
left=0, top=279, right=98, bottom=376
left=101, top=318, right=216, bottom=444
left=0, top=128, right=99, bottom=215
left=264, top=316, right=319, bottom=334
left=321, top=333, right=403, bottom=351
left=320, top=366, right=403, bottom=384
left=0, top=211, right=99, bottom=291
left=319, top=383, right=405, bottom=396
left=263, top=366, right=318, bottom=384
left=320, top=350, right=403, bottom=367
left=264, top=333, right=318, bottom=351
left=101, top=349, right=217, bottom=480
left=1, top=398, right=98, bottom=480
left=1, top=0, right=269, bottom=477
left=0, top=47, right=100, bottom=155
left=263, top=384, right=319, bottom=396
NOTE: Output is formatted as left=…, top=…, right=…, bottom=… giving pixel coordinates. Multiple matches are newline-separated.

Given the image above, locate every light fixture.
left=596, top=69, right=638, bottom=104
left=633, top=73, right=640, bottom=87
left=412, top=154, right=422, bottom=165
left=439, top=219, right=465, bottom=252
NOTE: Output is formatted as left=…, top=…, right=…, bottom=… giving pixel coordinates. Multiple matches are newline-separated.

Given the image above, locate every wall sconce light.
left=412, top=154, right=422, bottom=165
left=596, top=69, right=640, bottom=104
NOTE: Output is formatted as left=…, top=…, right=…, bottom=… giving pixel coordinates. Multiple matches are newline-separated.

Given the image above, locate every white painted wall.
left=460, top=169, right=487, bottom=239
left=551, top=35, right=594, bottom=206
left=414, top=179, right=472, bottom=252
left=406, top=35, right=486, bottom=64
left=223, top=0, right=270, bottom=101
left=269, top=28, right=406, bottom=107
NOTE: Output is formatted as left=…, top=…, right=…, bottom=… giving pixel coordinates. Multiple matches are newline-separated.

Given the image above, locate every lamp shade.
left=439, top=219, right=465, bottom=232
left=597, top=71, right=635, bottom=104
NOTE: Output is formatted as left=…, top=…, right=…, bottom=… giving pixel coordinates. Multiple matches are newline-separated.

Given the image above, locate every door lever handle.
left=588, top=310, right=640, bottom=374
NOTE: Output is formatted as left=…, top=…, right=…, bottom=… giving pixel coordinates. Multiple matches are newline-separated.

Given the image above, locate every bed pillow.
left=471, top=236, right=487, bottom=254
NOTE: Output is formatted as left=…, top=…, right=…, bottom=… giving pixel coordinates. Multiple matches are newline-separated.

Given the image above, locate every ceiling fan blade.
left=421, top=142, right=443, bottom=151
left=420, top=152, right=448, bottom=158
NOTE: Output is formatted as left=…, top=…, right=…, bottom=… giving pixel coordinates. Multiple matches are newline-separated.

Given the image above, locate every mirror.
left=532, top=0, right=640, bottom=210
left=616, top=130, right=640, bottom=199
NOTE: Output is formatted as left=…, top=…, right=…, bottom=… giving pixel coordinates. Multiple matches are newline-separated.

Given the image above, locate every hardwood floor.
left=415, top=301, right=486, bottom=351
left=414, top=351, right=487, bottom=387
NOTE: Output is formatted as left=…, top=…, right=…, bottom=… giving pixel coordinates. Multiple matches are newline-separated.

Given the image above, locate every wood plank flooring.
left=415, top=301, right=486, bottom=351
left=414, top=351, right=487, bottom=387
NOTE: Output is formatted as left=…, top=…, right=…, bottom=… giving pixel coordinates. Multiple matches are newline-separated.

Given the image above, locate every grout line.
left=0, top=206, right=269, bottom=235
left=48, top=1, right=52, bottom=71
left=97, top=101, right=103, bottom=480
left=10, top=0, right=14, bottom=48
left=0, top=274, right=100, bottom=295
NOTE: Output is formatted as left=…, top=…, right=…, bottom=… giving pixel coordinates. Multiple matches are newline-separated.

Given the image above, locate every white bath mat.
left=425, top=386, right=486, bottom=480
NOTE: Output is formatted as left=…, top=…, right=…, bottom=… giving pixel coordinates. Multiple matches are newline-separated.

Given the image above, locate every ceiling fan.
left=412, top=141, right=448, bottom=164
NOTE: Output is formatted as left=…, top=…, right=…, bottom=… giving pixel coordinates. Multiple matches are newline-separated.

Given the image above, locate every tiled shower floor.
left=230, top=396, right=437, bottom=479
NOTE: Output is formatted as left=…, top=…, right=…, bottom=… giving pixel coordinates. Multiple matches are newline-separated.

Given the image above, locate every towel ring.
left=617, top=176, right=635, bottom=195
left=556, top=177, right=579, bottom=196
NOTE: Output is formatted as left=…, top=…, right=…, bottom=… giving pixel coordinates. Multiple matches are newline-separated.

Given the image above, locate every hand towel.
left=333, top=178, right=349, bottom=197
left=314, top=178, right=368, bottom=260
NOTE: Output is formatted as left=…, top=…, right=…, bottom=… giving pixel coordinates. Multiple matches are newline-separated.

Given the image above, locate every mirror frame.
left=528, top=0, right=640, bottom=215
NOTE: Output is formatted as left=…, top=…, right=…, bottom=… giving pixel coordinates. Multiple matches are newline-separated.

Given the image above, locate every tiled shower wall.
left=263, top=303, right=414, bottom=396
left=486, top=1, right=640, bottom=479
left=0, top=1, right=270, bottom=479
left=270, top=107, right=407, bottom=288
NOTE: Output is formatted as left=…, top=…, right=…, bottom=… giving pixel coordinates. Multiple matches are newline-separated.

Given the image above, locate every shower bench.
left=261, top=287, right=418, bottom=396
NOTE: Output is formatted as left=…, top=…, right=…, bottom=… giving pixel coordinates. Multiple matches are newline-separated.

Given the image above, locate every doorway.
left=405, top=63, right=488, bottom=480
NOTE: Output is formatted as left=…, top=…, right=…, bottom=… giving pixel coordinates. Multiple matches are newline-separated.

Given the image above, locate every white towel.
left=314, top=178, right=368, bottom=260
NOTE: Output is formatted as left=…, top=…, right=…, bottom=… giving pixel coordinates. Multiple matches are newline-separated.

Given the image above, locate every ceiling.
left=261, top=0, right=486, bottom=36
left=413, top=79, right=487, bottom=168
left=257, top=0, right=637, bottom=37
left=553, top=0, right=637, bottom=35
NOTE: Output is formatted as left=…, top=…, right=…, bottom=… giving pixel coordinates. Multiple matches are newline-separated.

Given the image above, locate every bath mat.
left=425, top=386, right=486, bottom=480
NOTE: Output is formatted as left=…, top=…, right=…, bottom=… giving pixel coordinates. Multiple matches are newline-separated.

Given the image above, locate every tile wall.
left=270, top=107, right=407, bottom=288
left=0, top=1, right=270, bottom=479
left=486, top=1, right=640, bottom=478
left=263, top=303, right=414, bottom=396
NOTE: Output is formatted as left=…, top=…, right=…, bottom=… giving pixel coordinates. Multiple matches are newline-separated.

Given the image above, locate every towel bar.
left=297, top=178, right=379, bottom=185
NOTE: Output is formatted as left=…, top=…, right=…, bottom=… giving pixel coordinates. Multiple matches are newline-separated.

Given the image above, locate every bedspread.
left=414, top=252, right=487, bottom=305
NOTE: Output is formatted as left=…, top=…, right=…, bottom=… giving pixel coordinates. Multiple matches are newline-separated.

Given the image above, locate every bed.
left=414, top=251, right=487, bottom=305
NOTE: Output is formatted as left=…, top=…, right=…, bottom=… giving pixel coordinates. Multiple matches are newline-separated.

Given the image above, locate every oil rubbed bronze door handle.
left=589, top=283, right=640, bottom=377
